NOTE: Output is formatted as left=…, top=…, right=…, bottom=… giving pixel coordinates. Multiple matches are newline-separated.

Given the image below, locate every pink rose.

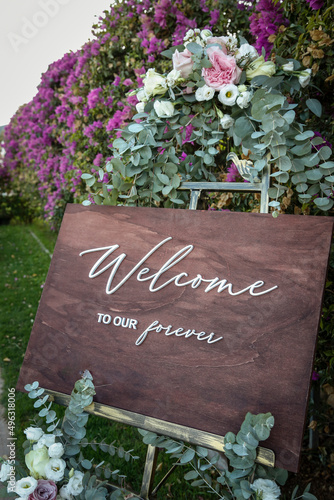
left=203, top=47, right=242, bottom=90
left=172, top=49, right=194, bottom=78
left=28, top=479, right=57, bottom=500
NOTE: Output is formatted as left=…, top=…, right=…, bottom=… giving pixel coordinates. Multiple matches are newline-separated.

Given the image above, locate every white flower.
left=15, top=476, right=38, bottom=497
left=48, top=442, right=65, bottom=459
left=282, top=61, right=294, bottom=72
left=0, top=462, right=11, bottom=482
left=35, top=434, right=56, bottom=449
left=135, top=102, right=145, bottom=113
left=238, top=84, right=247, bottom=93
left=166, top=68, right=181, bottom=87
left=220, top=114, right=234, bottom=129
left=137, top=88, right=148, bottom=102
left=24, top=427, right=44, bottom=442
left=251, top=479, right=281, bottom=500
left=44, top=458, right=66, bottom=482
left=143, top=69, right=167, bottom=97
left=153, top=100, right=175, bottom=117
left=195, top=84, right=215, bottom=101
left=200, top=29, right=212, bottom=42
left=299, top=68, right=312, bottom=88
left=235, top=43, right=259, bottom=65
left=218, top=84, right=239, bottom=106
left=183, top=29, right=194, bottom=41
left=59, top=485, right=73, bottom=499
left=220, top=35, right=238, bottom=51
left=67, top=471, right=84, bottom=496
left=237, top=90, right=252, bottom=108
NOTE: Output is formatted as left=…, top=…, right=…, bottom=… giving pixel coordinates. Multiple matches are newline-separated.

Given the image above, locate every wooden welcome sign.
left=18, top=205, right=333, bottom=472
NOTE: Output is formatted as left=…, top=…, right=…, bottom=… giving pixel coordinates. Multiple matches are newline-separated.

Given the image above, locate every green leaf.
left=81, top=459, right=93, bottom=470
left=186, top=42, right=203, bottom=54
left=157, top=172, right=170, bottom=185
left=305, top=169, right=322, bottom=181
left=180, top=448, right=195, bottom=464
left=184, top=470, right=199, bottom=480
left=128, top=123, right=144, bottom=133
left=291, top=172, right=307, bottom=184
left=295, top=131, right=314, bottom=141
left=306, top=99, right=322, bottom=117
left=276, top=156, right=291, bottom=171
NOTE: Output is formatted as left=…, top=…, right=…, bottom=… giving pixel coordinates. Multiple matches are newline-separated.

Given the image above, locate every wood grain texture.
left=17, top=205, right=333, bottom=472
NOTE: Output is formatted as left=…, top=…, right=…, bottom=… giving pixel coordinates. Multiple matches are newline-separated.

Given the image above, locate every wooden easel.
left=45, top=162, right=275, bottom=499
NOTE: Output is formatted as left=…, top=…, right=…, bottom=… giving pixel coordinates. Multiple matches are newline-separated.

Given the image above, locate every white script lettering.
left=135, top=320, right=223, bottom=346
left=80, top=237, right=278, bottom=297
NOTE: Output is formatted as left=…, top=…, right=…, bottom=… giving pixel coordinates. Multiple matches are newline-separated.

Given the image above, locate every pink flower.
left=28, top=479, right=57, bottom=500
left=203, top=47, right=242, bottom=90
left=207, top=37, right=228, bottom=54
left=172, top=48, right=193, bottom=78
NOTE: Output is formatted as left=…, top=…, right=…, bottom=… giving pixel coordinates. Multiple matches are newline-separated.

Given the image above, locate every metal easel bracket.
left=179, top=162, right=271, bottom=214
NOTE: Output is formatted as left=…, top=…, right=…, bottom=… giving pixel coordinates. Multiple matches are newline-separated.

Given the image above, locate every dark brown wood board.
left=17, top=205, right=333, bottom=472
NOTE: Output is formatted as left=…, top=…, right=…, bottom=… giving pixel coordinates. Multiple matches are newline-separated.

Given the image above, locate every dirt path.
left=0, top=369, right=9, bottom=458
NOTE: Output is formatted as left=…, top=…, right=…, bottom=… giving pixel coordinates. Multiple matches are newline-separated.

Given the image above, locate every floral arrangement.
left=83, top=25, right=333, bottom=215
left=0, top=373, right=135, bottom=500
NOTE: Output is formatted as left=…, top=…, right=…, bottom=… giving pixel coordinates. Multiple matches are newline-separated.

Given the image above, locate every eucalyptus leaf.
left=180, top=448, right=195, bottom=464
left=306, top=98, right=322, bottom=117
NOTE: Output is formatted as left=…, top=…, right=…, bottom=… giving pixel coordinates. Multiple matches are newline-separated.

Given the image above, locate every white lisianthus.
left=183, top=29, right=194, bottom=42
left=35, top=434, right=56, bottom=449
left=166, top=68, right=181, bottom=87
left=67, top=471, right=84, bottom=496
left=44, top=458, right=66, bottom=482
left=237, top=91, right=252, bottom=109
left=218, top=84, right=239, bottom=106
left=299, top=68, right=312, bottom=88
left=135, top=102, right=145, bottom=113
left=220, top=114, right=234, bottom=129
left=0, top=462, right=11, bottom=482
left=24, top=427, right=44, bottom=442
left=282, top=61, right=294, bottom=72
left=195, top=84, right=215, bottom=101
left=48, top=442, right=65, bottom=459
left=137, top=88, right=148, bottom=102
left=59, top=485, right=73, bottom=499
left=15, top=476, right=38, bottom=497
left=251, top=479, right=281, bottom=500
left=154, top=100, right=175, bottom=117
left=235, top=43, right=259, bottom=65
left=143, top=69, right=167, bottom=97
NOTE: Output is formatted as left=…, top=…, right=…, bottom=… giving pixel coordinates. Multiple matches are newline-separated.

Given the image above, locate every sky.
left=0, top=0, right=113, bottom=126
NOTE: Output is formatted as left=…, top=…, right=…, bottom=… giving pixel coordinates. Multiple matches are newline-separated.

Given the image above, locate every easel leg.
left=140, top=445, right=159, bottom=499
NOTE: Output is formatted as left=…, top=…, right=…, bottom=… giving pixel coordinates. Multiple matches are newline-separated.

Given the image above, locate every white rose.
left=67, top=471, right=84, bottom=496
left=235, top=43, right=259, bottom=65
left=195, top=85, right=215, bottom=101
left=299, top=68, right=312, bottom=88
left=0, top=462, right=11, bottom=482
left=44, top=458, right=66, bottom=482
left=15, top=476, right=38, bottom=497
left=135, top=102, right=145, bottom=113
left=48, top=442, right=65, bottom=459
left=218, top=84, right=239, bottom=106
left=166, top=68, right=181, bottom=87
left=153, top=100, right=175, bottom=117
left=59, top=485, right=73, bottom=499
left=220, top=114, right=234, bottom=129
left=282, top=61, right=294, bottom=72
left=24, top=427, right=44, bottom=442
left=137, top=88, right=148, bottom=102
left=236, top=91, right=252, bottom=108
left=143, top=69, right=167, bottom=97
left=251, top=479, right=281, bottom=500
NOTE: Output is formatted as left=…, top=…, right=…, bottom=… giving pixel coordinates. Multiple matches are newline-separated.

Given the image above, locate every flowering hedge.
left=1, top=0, right=333, bottom=226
